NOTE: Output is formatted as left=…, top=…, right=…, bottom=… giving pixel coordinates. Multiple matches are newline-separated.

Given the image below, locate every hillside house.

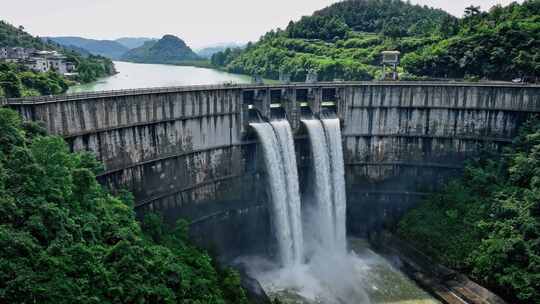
left=24, top=57, right=49, bottom=73
left=2, top=47, right=76, bottom=75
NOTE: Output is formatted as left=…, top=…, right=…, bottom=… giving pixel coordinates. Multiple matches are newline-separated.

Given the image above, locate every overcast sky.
left=2, top=0, right=522, bottom=49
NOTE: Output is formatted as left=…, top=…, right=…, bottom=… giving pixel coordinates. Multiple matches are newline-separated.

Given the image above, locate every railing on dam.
left=1, top=81, right=538, bottom=105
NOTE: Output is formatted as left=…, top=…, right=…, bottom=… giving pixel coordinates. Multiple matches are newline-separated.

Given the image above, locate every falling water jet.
left=322, top=118, right=347, bottom=253
left=301, top=119, right=341, bottom=253
left=250, top=121, right=304, bottom=266
left=270, top=120, right=304, bottom=265
left=244, top=117, right=431, bottom=304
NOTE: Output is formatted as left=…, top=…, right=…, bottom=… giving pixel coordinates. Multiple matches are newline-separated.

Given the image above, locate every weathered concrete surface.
left=340, top=84, right=539, bottom=235
left=4, top=82, right=540, bottom=257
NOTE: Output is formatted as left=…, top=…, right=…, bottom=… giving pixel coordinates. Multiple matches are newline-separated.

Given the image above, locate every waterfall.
left=250, top=117, right=346, bottom=266
left=251, top=121, right=303, bottom=266
left=322, top=118, right=347, bottom=253
left=270, top=120, right=304, bottom=265
left=247, top=118, right=372, bottom=304
left=301, top=119, right=335, bottom=251
left=302, top=118, right=347, bottom=253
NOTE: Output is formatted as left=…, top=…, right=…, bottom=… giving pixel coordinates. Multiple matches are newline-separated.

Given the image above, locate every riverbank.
left=370, top=232, right=507, bottom=304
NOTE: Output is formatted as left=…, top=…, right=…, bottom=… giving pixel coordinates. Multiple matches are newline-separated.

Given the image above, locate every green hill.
left=211, top=0, right=540, bottom=82
left=121, top=35, right=200, bottom=64
left=0, top=21, right=53, bottom=49
left=311, top=0, right=450, bottom=35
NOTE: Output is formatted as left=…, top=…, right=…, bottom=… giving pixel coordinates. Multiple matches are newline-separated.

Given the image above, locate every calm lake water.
left=68, top=61, right=252, bottom=93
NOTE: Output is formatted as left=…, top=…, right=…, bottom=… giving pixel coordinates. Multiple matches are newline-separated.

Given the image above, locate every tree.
left=286, top=16, right=350, bottom=40
left=439, top=15, right=460, bottom=38
left=381, top=17, right=407, bottom=38
left=0, top=70, right=22, bottom=98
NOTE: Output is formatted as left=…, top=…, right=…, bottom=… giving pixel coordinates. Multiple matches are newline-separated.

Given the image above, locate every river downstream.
left=68, top=61, right=251, bottom=93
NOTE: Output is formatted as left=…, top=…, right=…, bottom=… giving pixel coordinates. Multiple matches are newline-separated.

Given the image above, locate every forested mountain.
left=212, top=0, right=539, bottom=82
left=0, top=22, right=52, bottom=49
left=403, top=1, right=540, bottom=80
left=0, top=21, right=116, bottom=97
left=311, top=0, right=450, bottom=35
left=121, top=35, right=200, bottom=64
left=47, top=36, right=130, bottom=59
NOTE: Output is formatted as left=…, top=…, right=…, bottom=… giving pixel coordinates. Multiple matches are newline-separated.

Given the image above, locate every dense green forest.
left=211, top=0, right=540, bottom=82
left=0, top=63, right=70, bottom=97
left=0, top=22, right=47, bottom=50
left=0, top=108, right=249, bottom=303
left=398, top=118, right=540, bottom=304
left=0, top=21, right=116, bottom=97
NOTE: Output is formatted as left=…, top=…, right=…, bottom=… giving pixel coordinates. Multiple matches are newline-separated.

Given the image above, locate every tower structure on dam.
left=2, top=81, right=540, bottom=258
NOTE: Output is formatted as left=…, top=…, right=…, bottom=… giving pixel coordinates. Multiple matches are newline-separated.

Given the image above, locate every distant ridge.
left=115, top=37, right=156, bottom=49
left=196, top=43, right=245, bottom=59
left=47, top=36, right=129, bottom=59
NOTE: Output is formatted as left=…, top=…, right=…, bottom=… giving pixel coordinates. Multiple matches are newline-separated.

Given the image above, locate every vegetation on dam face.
left=398, top=117, right=540, bottom=304
left=211, top=0, right=540, bottom=82
left=0, top=108, right=248, bottom=303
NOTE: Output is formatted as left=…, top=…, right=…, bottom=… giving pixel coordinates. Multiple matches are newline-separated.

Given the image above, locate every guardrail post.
left=308, top=87, right=322, bottom=117
left=336, top=87, right=348, bottom=125
left=252, top=88, right=270, bottom=120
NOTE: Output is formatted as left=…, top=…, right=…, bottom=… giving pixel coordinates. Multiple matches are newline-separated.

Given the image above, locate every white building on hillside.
left=24, top=57, right=49, bottom=73
left=47, top=56, right=68, bottom=74
left=8, top=47, right=29, bottom=60
left=1, top=47, right=76, bottom=75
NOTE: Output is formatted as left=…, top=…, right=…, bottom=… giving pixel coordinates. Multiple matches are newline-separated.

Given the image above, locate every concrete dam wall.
left=4, top=82, right=540, bottom=259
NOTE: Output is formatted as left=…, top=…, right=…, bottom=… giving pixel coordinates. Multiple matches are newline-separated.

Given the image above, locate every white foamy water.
left=322, top=118, right=348, bottom=253
left=251, top=121, right=304, bottom=266
left=238, top=238, right=439, bottom=304
left=270, top=120, right=304, bottom=264
left=302, top=119, right=335, bottom=252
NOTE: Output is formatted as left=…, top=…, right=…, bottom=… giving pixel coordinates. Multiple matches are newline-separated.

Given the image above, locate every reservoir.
left=68, top=61, right=252, bottom=93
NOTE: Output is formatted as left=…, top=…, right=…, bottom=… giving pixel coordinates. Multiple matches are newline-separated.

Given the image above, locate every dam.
left=2, top=81, right=540, bottom=262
